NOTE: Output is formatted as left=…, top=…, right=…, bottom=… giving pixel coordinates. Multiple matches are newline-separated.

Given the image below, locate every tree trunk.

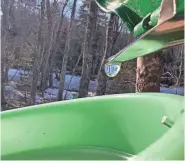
left=41, top=0, right=53, bottom=91
left=1, top=48, right=7, bottom=109
left=78, top=1, right=98, bottom=98
left=31, top=0, right=45, bottom=104
left=1, top=0, right=10, bottom=109
left=49, top=0, right=69, bottom=73
left=48, top=67, right=53, bottom=88
left=96, top=13, right=118, bottom=95
left=57, top=0, right=77, bottom=101
left=136, top=52, right=161, bottom=92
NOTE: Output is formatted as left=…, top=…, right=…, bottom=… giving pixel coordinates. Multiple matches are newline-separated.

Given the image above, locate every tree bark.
left=78, top=0, right=98, bottom=98
left=41, top=0, right=53, bottom=91
left=31, top=0, right=45, bottom=104
left=136, top=52, right=161, bottom=92
left=57, top=0, right=77, bottom=101
left=1, top=0, right=10, bottom=109
left=49, top=0, right=69, bottom=72
left=48, top=68, right=53, bottom=88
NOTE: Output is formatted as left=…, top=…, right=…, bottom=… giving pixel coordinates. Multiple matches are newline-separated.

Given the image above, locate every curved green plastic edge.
left=135, top=112, right=184, bottom=160
left=1, top=93, right=184, bottom=160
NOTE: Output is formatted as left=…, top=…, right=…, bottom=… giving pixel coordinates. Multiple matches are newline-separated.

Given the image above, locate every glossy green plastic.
left=1, top=93, right=184, bottom=160
left=95, top=0, right=184, bottom=64
left=95, top=0, right=162, bottom=32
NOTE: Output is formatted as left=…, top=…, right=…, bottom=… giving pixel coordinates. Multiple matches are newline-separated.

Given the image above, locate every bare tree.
left=40, top=0, right=53, bottom=91
left=49, top=0, right=69, bottom=69
left=1, top=0, right=18, bottom=108
left=161, top=45, right=184, bottom=87
left=96, top=13, right=118, bottom=95
left=57, top=0, right=77, bottom=100
left=78, top=0, right=98, bottom=98
left=1, top=0, right=10, bottom=108
left=174, top=46, right=184, bottom=87
left=31, top=0, right=45, bottom=104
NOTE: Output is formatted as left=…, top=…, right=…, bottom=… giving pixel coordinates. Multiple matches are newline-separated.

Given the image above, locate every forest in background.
left=1, top=0, right=184, bottom=111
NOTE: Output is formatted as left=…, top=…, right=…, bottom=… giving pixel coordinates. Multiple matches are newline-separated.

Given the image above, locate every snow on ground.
left=8, top=68, right=96, bottom=92
left=160, top=87, right=184, bottom=95
left=44, top=88, right=78, bottom=100
left=7, top=68, right=184, bottom=104
left=8, top=69, right=23, bottom=81
left=50, top=73, right=96, bottom=92
left=35, top=88, right=96, bottom=104
left=35, top=88, right=79, bottom=104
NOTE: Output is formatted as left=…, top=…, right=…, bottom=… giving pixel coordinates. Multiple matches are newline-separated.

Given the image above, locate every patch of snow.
left=53, top=74, right=80, bottom=90
left=8, top=68, right=96, bottom=91
left=53, top=74, right=96, bottom=91
left=160, top=87, right=184, bottom=95
left=64, top=90, right=79, bottom=99
left=88, top=92, right=96, bottom=97
left=43, top=88, right=96, bottom=100
left=35, top=88, right=79, bottom=104
left=43, top=88, right=58, bottom=99
left=45, top=88, right=78, bottom=100
left=8, top=68, right=184, bottom=97
left=8, top=69, right=21, bottom=81
left=35, top=95, right=42, bottom=104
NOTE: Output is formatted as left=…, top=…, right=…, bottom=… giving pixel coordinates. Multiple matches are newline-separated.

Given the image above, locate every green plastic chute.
left=95, top=0, right=184, bottom=64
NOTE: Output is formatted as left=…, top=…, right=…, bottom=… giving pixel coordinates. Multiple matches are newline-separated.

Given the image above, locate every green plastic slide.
left=1, top=93, right=184, bottom=160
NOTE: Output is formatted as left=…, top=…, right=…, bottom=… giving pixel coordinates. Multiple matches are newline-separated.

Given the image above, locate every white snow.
left=44, top=88, right=78, bottom=99
left=8, top=68, right=96, bottom=92
left=7, top=68, right=184, bottom=105
left=53, top=74, right=96, bottom=92
left=8, top=69, right=31, bottom=81
left=160, top=87, right=184, bottom=95
left=35, top=88, right=79, bottom=104
left=35, top=88, right=96, bottom=104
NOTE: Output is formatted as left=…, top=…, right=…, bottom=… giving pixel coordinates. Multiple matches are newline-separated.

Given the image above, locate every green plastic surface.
left=95, top=0, right=184, bottom=65
left=1, top=93, right=184, bottom=160
left=95, top=0, right=162, bottom=31
left=136, top=112, right=184, bottom=160
left=107, top=13, right=184, bottom=64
